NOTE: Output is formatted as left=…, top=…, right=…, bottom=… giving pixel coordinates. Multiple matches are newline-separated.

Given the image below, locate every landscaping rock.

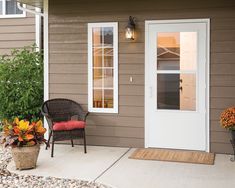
left=0, top=147, right=112, bottom=188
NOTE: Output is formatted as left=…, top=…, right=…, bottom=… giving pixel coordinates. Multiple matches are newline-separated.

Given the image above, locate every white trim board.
left=43, top=0, right=49, bottom=138
left=144, top=19, right=210, bottom=152
left=35, top=7, right=42, bottom=50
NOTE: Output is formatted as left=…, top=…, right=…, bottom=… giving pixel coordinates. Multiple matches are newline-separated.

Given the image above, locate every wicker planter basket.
left=11, top=144, right=40, bottom=170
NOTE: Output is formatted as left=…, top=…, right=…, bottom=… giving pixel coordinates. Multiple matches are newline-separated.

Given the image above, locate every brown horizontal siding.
left=49, top=0, right=235, bottom=152
left=50, top=64, right=88, bottom=74
left=50, top=63, right=144, bottom=75
left=0, top=41, right=36, bottom=49
left=211, top=53, right=235, bottom=64
left=49, top=93, right=144, bottom=107
left=212, top=30, right=235, bottom=41
left=49, top=8, right=235, bottom=22
left=211, top=109, right=224, bottom=121
left=86, top=126, right=144, bottom=139
left=50, top=73, right=144, bottom=86
left=0, top=17, right=34, bottom=26
left=48, top=20, right=235, bottom=45
left=211, top=64, right=235, bottom=75
left=211, top=131, right=231, bottom=144
left=212, top=41, right=235, bottom=53
left=50, top=74, right=87, bottom=84
left=210, top=121, right=227, bottom=132
left=211, top=87, right=235, bottom=98
left=49, top=53, right=144, bottom=64
left=50, top=93, right=87, bottom=104
left=49, top=42, right=145, bottom=54
left=0, top=25, right=35, bottom=34
left=51, top=0, right=235, bottom=12
left=211, top=75, right=235, bottom=86
left=50, top=53, right=87, bottom=63
left=50, top=83, right=144, bottom=96
left=77, top=136, right=144, bottom=148
left=0, top=11, right=35, bottom=56
left=210, top=143, right=233, bottom=154
left=0, top=33, right=35, bottom=41
left=211, top=98, right=235, bottom=109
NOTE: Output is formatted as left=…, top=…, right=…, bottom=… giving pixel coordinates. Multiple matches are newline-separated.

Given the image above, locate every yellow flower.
left=18, top=120, right=30, bottom=132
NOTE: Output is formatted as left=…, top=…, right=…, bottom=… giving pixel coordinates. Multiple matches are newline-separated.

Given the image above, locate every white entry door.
left=145, top=20, right=209, bottom=151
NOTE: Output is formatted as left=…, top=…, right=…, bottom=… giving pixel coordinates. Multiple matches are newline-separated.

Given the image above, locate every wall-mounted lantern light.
left=125, top=16, right=136, bottom=40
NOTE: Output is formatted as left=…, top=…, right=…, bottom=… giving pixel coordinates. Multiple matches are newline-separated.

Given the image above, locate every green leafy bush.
left=0, top=46, right=43, bottom=121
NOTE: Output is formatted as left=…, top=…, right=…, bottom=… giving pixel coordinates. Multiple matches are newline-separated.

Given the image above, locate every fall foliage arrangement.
left=1, top=118, right=47, bottom=147
left=220, top=107, right=235, bottom=130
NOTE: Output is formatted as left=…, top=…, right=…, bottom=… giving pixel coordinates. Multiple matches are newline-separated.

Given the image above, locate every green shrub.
left=0, top=45, right=43, bottom=121
left=0, top=122, right=2, bottom=132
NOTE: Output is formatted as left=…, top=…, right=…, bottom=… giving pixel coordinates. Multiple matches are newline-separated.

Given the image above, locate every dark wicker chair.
left=41, top=98, right=88, bottom=157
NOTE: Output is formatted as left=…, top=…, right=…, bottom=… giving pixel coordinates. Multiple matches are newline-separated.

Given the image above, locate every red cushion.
left=53, top=120, right=85, bottom=131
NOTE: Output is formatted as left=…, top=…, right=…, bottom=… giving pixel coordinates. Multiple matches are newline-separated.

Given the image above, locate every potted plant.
left=220, top=107, right=235, bottom=141
left=1, top=117, right=47, bottom=170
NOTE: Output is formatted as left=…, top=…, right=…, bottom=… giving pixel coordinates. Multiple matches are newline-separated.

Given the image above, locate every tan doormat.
left=129, top=148, right=215, bottom=165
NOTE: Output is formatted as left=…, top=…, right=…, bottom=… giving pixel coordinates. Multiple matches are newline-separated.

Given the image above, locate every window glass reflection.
left=157, top=32, right=197, bottom=71
left=157, top=74, right=196, bottom=111
left=104, top=27, right=113, bottom=45
left=92, top=26, right=114, bottom=109
left=6, top=0, right=23, bottom=15
left=0, top=1, right=2, bottom=14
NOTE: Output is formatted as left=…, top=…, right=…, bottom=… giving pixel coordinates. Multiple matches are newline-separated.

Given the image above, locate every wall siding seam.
left=87, top=125, right=144, bottom=128
left=86, top=135, right=144, bottom=139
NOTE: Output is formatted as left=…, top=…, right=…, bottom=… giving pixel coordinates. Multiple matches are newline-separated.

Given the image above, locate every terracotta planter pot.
left=11, top=144, right=40, bottom=170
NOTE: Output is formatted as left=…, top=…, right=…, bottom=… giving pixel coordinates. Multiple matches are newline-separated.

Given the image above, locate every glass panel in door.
left=157, top=32, right=197, bottom=111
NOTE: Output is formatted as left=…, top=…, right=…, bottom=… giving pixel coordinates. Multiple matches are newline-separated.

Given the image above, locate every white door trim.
left=144, top=19, right=210, bottom=152
left=43, top=0, right=49, bottom=139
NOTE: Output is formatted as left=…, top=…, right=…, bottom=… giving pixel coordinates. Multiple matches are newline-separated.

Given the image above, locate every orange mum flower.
left=220, top=107, right=235, bottom=130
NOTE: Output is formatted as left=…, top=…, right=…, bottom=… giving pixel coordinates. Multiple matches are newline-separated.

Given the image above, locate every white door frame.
left=144, top=19, right=210, bottom=152
left=43, top=0, right=49, bottom=139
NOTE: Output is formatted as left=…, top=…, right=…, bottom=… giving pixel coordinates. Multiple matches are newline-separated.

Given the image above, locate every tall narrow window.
left=88, top=23, right=118, bottom=113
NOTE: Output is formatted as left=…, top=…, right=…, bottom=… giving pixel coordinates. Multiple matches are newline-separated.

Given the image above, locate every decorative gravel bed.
left=0, top=147, right=112, bottom=188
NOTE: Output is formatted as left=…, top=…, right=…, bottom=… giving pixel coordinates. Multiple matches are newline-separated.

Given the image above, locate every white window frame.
left=0, top=0, right=26, bottom=18
left=88, top=22, right=118, bottom=113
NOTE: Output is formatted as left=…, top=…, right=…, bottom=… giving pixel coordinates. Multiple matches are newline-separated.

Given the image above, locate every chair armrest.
left=41, top=111, right=53, bottom=130
left=78, top=111, right=89, bottom=121
left=41, top=109, right=49, bottom=118
left=83, top=111, right=89, bottom=121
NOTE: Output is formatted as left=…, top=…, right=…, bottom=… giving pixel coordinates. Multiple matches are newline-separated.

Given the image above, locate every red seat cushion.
left=53, top=120, right=86, bottom=131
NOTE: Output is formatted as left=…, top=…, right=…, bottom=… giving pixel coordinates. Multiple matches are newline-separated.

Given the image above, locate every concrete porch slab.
left=97, top=149, right=235, bottom=188
left=7, top=146, right=235, bottom=188
left=7, top=144, right=129, bottom=182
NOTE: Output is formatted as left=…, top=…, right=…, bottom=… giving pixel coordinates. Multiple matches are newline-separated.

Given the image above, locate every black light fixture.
left=125, top=16, right=136, bottom=40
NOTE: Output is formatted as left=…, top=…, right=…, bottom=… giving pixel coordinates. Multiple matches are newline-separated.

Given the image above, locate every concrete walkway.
left=8, top=145, right=235, bottom=188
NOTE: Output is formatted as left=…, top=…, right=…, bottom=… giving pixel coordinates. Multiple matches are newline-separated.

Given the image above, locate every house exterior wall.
left=0, top=10, right=36, bottom=56
left=48, top=0, right=235, bottom=154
